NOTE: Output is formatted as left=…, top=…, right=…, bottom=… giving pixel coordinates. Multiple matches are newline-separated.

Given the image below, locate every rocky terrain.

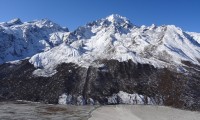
left=0, top=101, right=95, bottom=120
left=89, top=105, right=200, bottom=120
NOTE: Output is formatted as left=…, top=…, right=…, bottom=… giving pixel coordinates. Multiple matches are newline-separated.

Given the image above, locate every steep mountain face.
left=0, top=18, right=69, bottom=64
left=0, top=14, right=200, bottom=110
left=29, top=14, right=200, bottom=76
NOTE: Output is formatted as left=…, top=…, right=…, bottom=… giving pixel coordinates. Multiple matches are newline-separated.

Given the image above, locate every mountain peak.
left=7, top=18, right=22, bottom=25
left=106, top=14, right=129, bottom=23
left=31, top=19, right=69, bottom=32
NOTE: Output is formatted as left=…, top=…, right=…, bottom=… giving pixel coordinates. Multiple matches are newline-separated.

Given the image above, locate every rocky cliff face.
left=0, top=59, right=200, bottom=110
left=0, top=15, right=200, bottom=111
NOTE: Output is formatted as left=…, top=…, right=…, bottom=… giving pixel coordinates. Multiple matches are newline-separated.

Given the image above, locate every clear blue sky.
left=0, top=0, right=199, bottom=32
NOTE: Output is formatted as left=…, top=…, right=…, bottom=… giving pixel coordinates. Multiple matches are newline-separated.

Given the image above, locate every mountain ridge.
left=27, top=14, right=200, bottom=76
left=1, top=15, right=200, bottom=76
left=0, top=18, right=69, bottom=64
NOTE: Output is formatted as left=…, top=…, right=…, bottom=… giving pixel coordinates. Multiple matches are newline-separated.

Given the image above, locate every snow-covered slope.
left=29, top=14, right=200, bottom=76
left=0, top=18, right=69, bottom=64
left=187, top=32, right=200, bottom=44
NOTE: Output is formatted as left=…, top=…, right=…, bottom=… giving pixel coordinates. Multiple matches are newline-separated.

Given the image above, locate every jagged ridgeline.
left=0, top=14, right=200, bottom=110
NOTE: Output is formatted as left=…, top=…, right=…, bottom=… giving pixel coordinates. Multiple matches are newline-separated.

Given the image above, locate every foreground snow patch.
left=89, top=105, right=200, bottom=120
left=108, top=91, right=153, bottom=104
left=58, top=91, right=153, bottom=105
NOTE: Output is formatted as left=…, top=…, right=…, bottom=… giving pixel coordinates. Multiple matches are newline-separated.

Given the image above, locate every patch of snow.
left=58, top=93, right=68, bottom=104
left=32, top=69, right=57, bottom=77
left=108, top=91, right=153, bottom=105
left=58, top=93, right=73, bottom=105
left=16, top=100, right=41, bottom=104
left=87, top=98, right=95, bottom=105
left=77, top=95, right=85, bottom=105
left=6, top=59, right=23, bottom=65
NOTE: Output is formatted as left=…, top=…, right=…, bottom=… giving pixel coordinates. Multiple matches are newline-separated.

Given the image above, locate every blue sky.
left=0, top=0, right=199, bottom=32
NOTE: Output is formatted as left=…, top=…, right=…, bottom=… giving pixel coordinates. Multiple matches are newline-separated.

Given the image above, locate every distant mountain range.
left=0, top=14, right=200, bottom=111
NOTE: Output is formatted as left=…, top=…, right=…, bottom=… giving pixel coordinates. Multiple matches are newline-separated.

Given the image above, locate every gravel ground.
left=0, top=101, right=96, bottom=120
left=1, top=102, right=200, bottom=120
left=89, top=105, right=200, bottom=120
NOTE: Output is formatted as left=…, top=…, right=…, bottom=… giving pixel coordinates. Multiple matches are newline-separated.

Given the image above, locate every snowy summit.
left=106, top=14, right=129, bottom=23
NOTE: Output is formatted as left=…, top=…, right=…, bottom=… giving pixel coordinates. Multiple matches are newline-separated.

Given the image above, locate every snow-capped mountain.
left=28, top=14, right=200, bottom=76
left=1, top=15, right=200, bottom=111
left=0, top=18, right=69, bottom=64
